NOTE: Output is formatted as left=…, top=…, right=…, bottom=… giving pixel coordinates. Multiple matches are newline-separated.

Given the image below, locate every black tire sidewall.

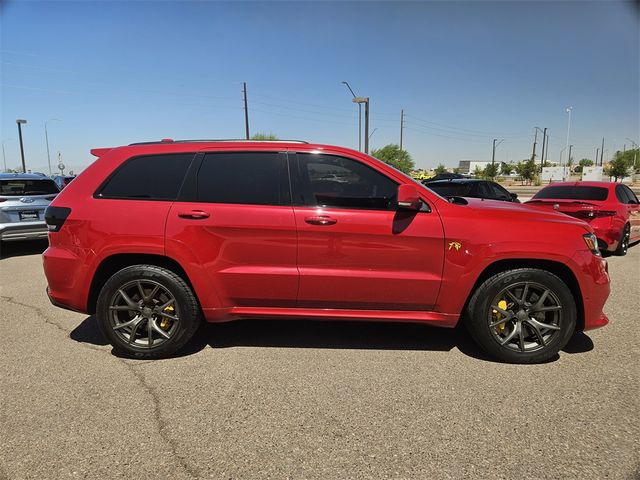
left=96, top=265, right=201, bottom=359
left=466, top=269, right=577, bottom=364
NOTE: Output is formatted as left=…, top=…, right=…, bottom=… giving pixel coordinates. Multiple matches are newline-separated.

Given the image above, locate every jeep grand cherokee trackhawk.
left=43, top=140, right=610, bottom=363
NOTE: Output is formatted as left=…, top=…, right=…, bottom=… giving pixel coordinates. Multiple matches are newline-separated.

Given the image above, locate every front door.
left=291, top=152, right=445, bottom=311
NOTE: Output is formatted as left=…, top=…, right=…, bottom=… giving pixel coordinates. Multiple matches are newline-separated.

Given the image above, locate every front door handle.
left=305, top=215, right=337, bottom=226
left=178, top=210, right=210, bottom=219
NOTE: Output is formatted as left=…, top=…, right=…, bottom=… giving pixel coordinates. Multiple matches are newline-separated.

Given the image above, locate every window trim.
left=290, top=152, right=402, bottom=212
left=94, top=152, right=197, bottom=201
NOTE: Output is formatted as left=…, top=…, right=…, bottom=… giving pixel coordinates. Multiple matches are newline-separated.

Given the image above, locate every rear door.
left=165, top=151, right=298, bottom=308
left=291, top=152, right=445, bottom=311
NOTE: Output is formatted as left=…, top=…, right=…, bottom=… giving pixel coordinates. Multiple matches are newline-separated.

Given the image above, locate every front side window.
left=196, top=152, right=289, bottom=206
left=293, top=153, right=398, bottom=210
left=97, top=153, right=194, bottom=200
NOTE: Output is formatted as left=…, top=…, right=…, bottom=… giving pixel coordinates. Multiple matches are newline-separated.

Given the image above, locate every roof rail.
left=128, top=139, right=309, bottom=146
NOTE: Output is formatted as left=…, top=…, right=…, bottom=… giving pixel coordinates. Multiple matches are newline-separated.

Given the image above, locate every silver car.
left=0, top=173, right=59, bottom=242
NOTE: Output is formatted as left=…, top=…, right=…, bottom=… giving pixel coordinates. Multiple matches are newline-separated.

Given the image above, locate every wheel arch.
left=463, top=258, right=585, bottom=332
left=87, top=253, right=195, bottom=314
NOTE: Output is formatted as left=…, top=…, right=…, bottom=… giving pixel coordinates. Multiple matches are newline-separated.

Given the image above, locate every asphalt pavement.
left=0, top=240, right=638, bottom=479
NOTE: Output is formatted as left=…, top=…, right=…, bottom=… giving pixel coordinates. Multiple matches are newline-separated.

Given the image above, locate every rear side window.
left=533, top=186, right=608, bottom=201
left=97, top=154, right=194, bottom=200
left=0, top=179, right=58, bottom=196
left=196, top=152, right=289, bottom=205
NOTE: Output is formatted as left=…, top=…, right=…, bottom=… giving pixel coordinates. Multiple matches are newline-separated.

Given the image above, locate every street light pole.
left=538, top=127, right=548, bottom=172
left=352, top=96, right=370, bottom=154
left=16, top=119, right=27, bottom=173
left=45, top=118, right=61, bottom=177
left=342, top=81, right=361, bottom=151
left=564, top=106, right=572, bottom=169
left=491, top=138, right=504, bottom=177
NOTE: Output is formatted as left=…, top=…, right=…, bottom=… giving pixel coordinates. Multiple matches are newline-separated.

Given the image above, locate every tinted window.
left=0, top=179, right=58, bottom=196
left=98, top=154, right=193, bottom=200
left=487, top=182, right=511, bottom=200
left=293, top=154, right=398, bottom=210
left=197, top=152, right=289, bottom=205
left=533, top=186, right=608, bottom=201
left=622, top=185, right=639, bottom=204
left=427, top=182, right=473, bottom=198
left=615, top=185, right=628, bottom=203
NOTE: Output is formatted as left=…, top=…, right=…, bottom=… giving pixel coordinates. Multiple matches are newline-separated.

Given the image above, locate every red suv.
left=526, top=181, right=640, bottom=256
left=43, top=140, right=610, bottom=363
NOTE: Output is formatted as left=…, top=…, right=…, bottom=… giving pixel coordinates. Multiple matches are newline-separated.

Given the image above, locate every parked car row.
left=42, top=140, right=613, bottom=365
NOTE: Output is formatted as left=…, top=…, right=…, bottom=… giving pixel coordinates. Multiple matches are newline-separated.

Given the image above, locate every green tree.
left=371, top=144, right=415, bottom=173
left=473, top=165, right=483, bottom=177
left=515, top=158, right=537, bottom=185
left=434, top=164, right=447, bottom=175
left=579, top=158, right=594, bottom=168
left=483, top=163, right=499, bottom=179
left=251, top=132, right=279, bottom=140
left=500, top=162, right=514, bottom=176
left=605, top=151, right=632, bottom=181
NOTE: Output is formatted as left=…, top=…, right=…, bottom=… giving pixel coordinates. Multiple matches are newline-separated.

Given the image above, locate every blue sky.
left=1, top=0, right=638, bottom=173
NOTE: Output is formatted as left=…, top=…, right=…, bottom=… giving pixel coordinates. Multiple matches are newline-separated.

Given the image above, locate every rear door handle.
left=178, top=210, right=210, bottom=219
left=305, top=215, right=337, bottom=226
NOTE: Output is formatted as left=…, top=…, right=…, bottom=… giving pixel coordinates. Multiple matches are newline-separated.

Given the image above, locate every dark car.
left=53, top=175, right=75, bottom=190
left=423, top=178, right=519, bottom=203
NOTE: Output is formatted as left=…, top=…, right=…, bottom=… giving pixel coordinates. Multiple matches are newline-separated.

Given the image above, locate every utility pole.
left=600, top=137, right=605, bottom=165
left=364, top=99, right=370, bottom=154
left=16, top=119, right=27, bottom=173
left=539, top=127, right=547, bottom=171
left=596, top=147, right=600, bottom=165
left=243, top=82, right=250, bottom=140
left=568, top=144, right=573, bottom=167
left=531, top=128, right=538, bottom=161
left=492, top=139, right=497, bottom=168
left=400, top=109, right=404, bottom=151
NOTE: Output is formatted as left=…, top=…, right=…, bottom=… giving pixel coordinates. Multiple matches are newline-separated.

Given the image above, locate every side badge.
left=448, top=241, right=462, bottom=251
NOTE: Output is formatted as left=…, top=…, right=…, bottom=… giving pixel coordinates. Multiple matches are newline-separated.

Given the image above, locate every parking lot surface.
left=1, top=240, right=638, bottom=479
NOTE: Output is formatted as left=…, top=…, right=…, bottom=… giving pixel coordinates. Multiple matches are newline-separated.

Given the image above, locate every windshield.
left=0, top=179, right=59, bottom=196
left=532, top=186, right=608, bottom=201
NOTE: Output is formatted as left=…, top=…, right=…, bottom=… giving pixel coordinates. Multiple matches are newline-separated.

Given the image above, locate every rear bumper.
left=42, top=244, right=93, bottom=313
left=0, top=221, right=48, bottom=242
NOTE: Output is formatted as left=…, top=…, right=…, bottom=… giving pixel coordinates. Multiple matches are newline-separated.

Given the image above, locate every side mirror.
left=397, top=184, right=422, bottom=211
left=510, top=192, right=519, bottom=201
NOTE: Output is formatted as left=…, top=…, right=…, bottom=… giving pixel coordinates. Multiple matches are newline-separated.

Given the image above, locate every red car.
left=43, top=140, right=610, bottom=363
left=526, top=181, right=640, bottom=256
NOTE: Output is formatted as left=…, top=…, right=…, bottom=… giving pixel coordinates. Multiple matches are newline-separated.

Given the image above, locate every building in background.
left=458, top=160, right=490, bottom=175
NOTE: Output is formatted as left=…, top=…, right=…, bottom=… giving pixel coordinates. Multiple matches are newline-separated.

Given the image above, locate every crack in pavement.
left=1, top=295, right=200, bottom=479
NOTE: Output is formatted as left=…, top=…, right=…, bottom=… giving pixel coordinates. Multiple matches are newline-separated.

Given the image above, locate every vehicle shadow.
left=0, top=239, right=48, bottom=260
left=69, top=315, right=594, bottom=362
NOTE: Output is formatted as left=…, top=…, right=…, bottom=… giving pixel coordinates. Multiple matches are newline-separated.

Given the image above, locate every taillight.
left=595, top=211, right=615, bottom=217
left=44, top=206, right=71, bottom=232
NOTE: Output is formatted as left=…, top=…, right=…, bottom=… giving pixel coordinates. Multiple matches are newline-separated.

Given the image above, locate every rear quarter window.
left=96, top=153, right=194, bottom=200
left=533, top=186, right=609, bottom=201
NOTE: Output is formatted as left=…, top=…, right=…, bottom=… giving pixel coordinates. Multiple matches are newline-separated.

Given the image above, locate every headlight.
left=583, top=233, right=601, bottom=256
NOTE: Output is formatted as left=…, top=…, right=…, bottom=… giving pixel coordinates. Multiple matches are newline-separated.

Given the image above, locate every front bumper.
left=0, top=221, right=48, bottom=242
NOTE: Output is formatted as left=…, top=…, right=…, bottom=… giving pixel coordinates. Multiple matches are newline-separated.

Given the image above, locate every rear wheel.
left=465, top=268, right=576, bottom=364
left=614, top=224, right=630, bottom=256
left=96, top=265, right=201, bottom=359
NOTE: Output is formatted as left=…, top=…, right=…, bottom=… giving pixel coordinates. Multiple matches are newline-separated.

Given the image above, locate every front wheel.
left=96, top=265, right=202, bottom=359
left=465, top=268, right=576, bottom=364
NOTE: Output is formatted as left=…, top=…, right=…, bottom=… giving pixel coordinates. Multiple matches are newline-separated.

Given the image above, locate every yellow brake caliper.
left=159, top=304, right=174, bottom=330
left=492, top=300, right=508, bottom=333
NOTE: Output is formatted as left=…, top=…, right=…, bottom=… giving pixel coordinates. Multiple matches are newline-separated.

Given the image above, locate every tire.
left=96, top=265, right=202, bottom=359
left=465, top=268, right=576, bottom=364
left=614, top=224, right=630, bottom=256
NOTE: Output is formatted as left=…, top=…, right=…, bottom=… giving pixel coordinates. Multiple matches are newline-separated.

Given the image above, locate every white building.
left=458, top=160, right=491, bottom=174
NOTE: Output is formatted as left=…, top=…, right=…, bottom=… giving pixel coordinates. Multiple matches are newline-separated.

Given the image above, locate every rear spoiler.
left=90, top=148, right=113, bottom=157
